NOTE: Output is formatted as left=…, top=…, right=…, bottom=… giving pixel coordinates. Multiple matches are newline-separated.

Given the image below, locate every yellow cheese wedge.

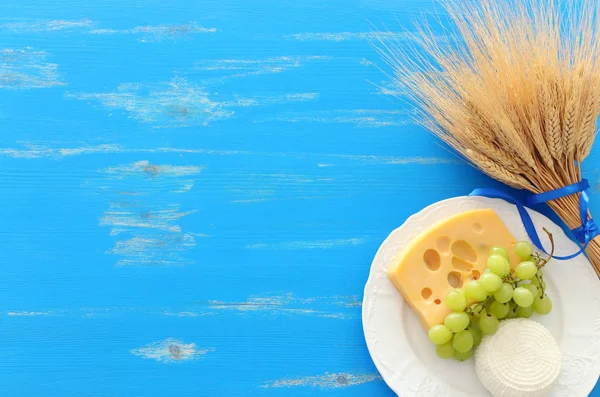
left=388, top=209, right=520, bottom=330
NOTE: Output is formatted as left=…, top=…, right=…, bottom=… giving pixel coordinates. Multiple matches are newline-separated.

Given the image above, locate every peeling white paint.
left=0, top=144, right=122, bottom=159
left=331, top=154, right=460, bottom=165
left=130, top=338, right=214, bottom=363
left=90, top=22, right=216, bottom=41
left=100, top=206, right=194, bottom=234
left=4, top=295, right=361, bottom=319
left=360, top=58, right=375, bottom=66
left=104, top=160, right=203, bottom=179
left=256, top=109, right=412, bottom=128
left=68, top=77, right=319, bottom=128
left=284, top=31, right=409, bottom=41
left=375, top=80, right=406, bottom=96
left=245, top=238, right=368, bottom=250
left=0, top=144, right=457, bottom=167
left=173, top=181, right=195, bottom=193
left=0, top=48, right=64, bottom=89
left=208, top=294, right=360, bottom=319
left=67, top=78, right=232, bottom=128
left=7, top=311, right=52, bottom=316
left=162, top=311, right=206, bottom=317
left=108, top=234, right=196, bottom=266
left=194, top=55, right=331, bottom=78
left=97, top=161, right=203, bottom=266
left=59, top=144, right=123, bottom=157
left=1, top=19, right=92, bottom=32
left=262, top=372, right=382, bottom=389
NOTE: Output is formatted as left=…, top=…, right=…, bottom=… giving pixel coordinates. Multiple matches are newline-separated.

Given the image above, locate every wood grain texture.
left=0, top=0, right=598, bottom=396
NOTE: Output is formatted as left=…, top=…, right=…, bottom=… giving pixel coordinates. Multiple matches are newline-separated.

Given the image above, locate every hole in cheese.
left=423, top=249, right=441, bottom=271
left=421, top=288, right=432, bottom=299
left=436, top=236, right=451, bottom=253
left=387, top=208, right=520, bottom=330
left=473, top=222, right=483, bottom=233
left=434, top=299, right=441, bottom=305
left=472, top=270, right=481, bottom=280
left=452, top=256, right=475, bottom=271
left=451, top=240, right=478, bottom=262
left=447, top=271, right=463, bottom=288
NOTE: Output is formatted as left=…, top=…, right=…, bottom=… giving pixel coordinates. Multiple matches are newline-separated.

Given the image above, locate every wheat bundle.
left=377, top=0, right=600, bottom=277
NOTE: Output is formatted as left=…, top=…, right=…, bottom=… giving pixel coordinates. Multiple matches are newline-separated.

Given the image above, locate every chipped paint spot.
left=108, top=234, right=196, bottom=266
left=68, top=78, right=319, bottom=128
left=173, top=181, right=195, bottom=193
left=208, top=294, right=360, bottom=319
left=89, top=22, right=216, bottom=41
left=162, top=311, right=209, bottom=317
left=245, top=238, right=368, bottom=250
left=96, top=161, right=203, bottom=266
left=0, top=144, right=123, bottom=159
left=284, top=31, right=409, bottom=41
left=256, top=109, right=411, bottom=128
left=0, top=48, right=64, bottom=89
left=1, top=19, right=92, bottom=32
left=104, top=160, right=203, bottom=178
left=100, top=205, right=194, bottom=234
left=261, top=372, right=382, bottom=389
left=194, top=56, right=331, bottom=78
left=67, top=78, right=232, bottom=128
left=7, top=311, right=52, bottom=316
left=130, top=338, right=214, bottom=363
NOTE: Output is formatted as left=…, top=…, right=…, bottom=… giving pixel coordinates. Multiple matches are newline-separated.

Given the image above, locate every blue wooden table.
left=1, top=0, right=598, bottom=395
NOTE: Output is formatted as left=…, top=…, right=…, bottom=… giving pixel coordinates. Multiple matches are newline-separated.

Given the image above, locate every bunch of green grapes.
left=428, top=240, right=553, bottom=361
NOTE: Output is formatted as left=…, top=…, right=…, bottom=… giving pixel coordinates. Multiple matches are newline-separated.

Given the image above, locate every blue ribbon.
left=469, top=179, right=600, bottom=260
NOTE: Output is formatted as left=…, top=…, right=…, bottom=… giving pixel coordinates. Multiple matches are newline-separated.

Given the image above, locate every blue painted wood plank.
left=0, top=0, right=598, bottom=396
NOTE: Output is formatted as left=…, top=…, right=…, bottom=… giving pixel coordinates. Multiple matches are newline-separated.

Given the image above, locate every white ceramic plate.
left=362, top=196, right=600, bottom=397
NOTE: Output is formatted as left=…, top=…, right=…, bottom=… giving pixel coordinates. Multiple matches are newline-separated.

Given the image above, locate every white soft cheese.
left=475, top=318, right=561, bottom=397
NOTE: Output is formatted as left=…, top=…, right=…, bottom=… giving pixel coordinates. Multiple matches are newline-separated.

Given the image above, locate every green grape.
left=505, top=301, right=518, bottom=319
left=533, top=295, right=553, bottom=315
left=515, top=261, right=538, bottom=280
left=436, top=341, right=455, bottom=359
left=487, top=254, right=510, bottom=276
left=521, top=283, right=539, bottom=298
left=516, top=305, right=533, bottom=318
left=493, top=283, right=514, bottom=303
left=428, top=325, right=453, bottom=345
left=445, top=288, right=467, bottom=312
left=480, top=272, right=503, bottom=293
left=468, top=303, right=486, bottom=318
left=489, top=300, right=510, bottom=319
left=489, top=246, right=509, bottom=260
left=479, top=313, right=499, bottom=335
left=454, top=349, right=471, bottom=362
left=468, top=326, right=482, bottom=348
left=444, top=312, right=470, bottom=333
left=465, top=280, right=488, bottom=301
left=513, top=287, right=534, bottom=307
left=515, top=241, right=534, bottom=259
left=452, top=330, right=474, bottom=353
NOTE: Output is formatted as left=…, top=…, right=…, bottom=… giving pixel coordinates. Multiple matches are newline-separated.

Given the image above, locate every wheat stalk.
left=376, top=0, right=600, bottom=277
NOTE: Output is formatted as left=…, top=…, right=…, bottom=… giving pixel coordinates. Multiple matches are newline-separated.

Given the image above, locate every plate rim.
left=362, top=195, right=600, bottom=397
